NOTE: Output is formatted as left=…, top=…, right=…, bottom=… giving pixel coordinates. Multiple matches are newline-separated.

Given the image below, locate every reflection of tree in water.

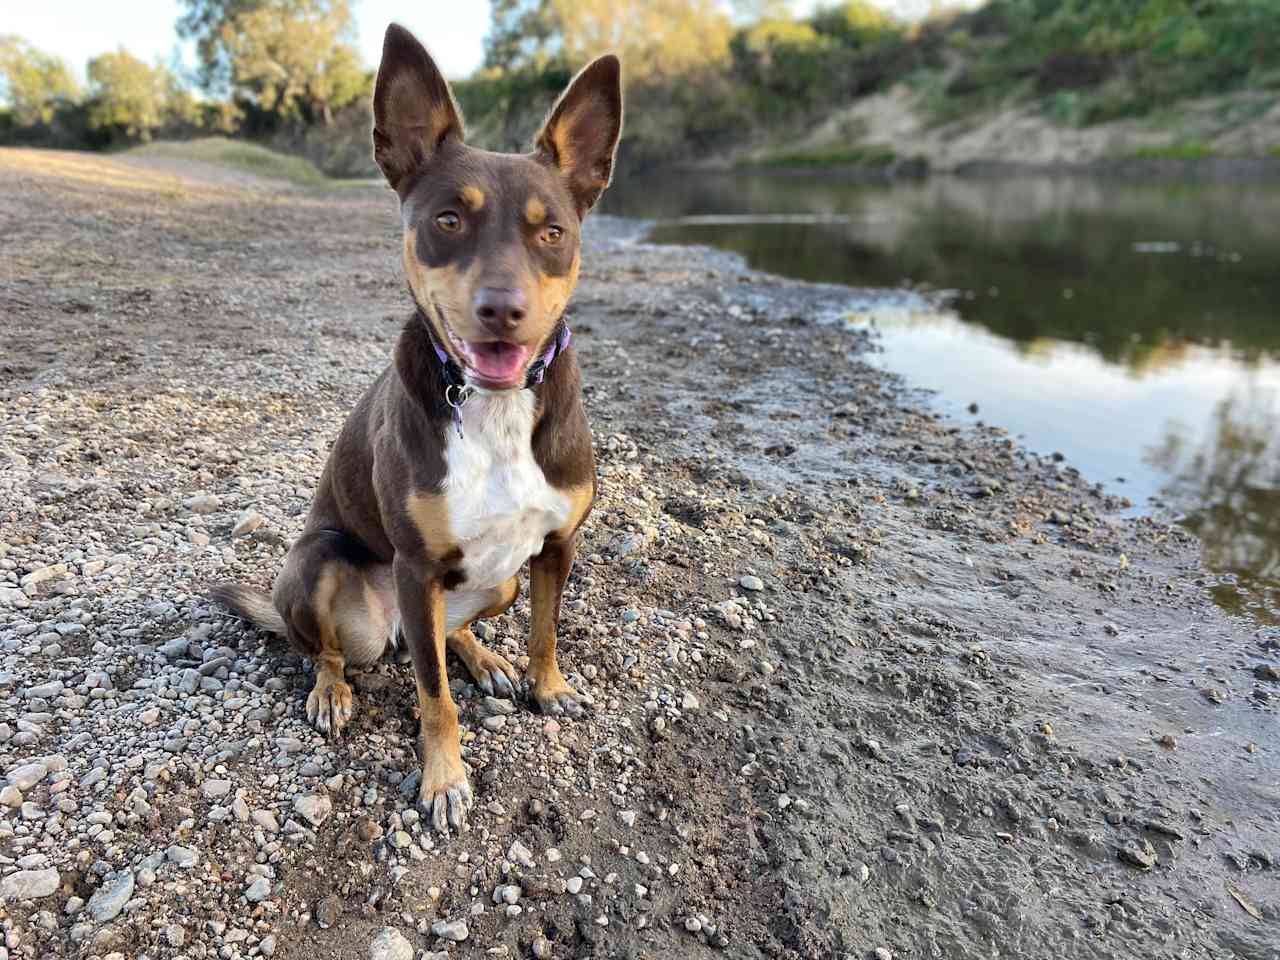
left=1147, top=388, right=1280, bottom=623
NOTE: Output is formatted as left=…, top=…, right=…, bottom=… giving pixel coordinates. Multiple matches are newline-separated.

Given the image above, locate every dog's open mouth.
left=456, top=339, right=532, bottom=389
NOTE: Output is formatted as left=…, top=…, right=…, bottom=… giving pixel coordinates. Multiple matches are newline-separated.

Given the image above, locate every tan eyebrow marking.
left=525, top=197, right=547, bottom=225
left=460, top=186, right=485, bottom=211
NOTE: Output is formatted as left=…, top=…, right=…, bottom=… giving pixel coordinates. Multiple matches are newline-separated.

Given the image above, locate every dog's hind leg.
left=445, top=578, right=521, bottom=698
left=272, top=531, right=392, bottom=737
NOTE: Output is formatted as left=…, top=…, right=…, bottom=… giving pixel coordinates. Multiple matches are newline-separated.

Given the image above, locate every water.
left=602, top=173, right=1280, bottom=625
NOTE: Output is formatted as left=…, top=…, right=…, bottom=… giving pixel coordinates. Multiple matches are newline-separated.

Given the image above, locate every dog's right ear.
left=372, top=23, right=464, bottom=191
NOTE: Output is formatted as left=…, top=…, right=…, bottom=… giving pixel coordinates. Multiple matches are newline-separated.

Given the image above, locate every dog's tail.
left=210, top=583, right=286, bottom=636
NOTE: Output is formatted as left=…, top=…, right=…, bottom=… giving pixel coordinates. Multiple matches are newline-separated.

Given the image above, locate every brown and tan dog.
left=213, top=23, right=622, bottom=833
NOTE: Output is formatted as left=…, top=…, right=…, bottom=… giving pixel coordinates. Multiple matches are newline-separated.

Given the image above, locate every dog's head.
left=373, top=24, right=622, bottom=391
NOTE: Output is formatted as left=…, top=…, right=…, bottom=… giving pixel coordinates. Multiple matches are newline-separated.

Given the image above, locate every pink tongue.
left=467, top=342, right=531, bottom=383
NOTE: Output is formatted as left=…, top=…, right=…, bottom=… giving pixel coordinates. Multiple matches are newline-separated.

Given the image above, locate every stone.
left=368, top=928, right=413, bottom=960
left=567, top=877, right=584, bottom=895
left=166, top=845, right=199, bottom=869
left=164, top=924, right=186, bottom=948
left=532, top=936, right=553, bottom=959
left=86, top=871, right=134, bottom=922
left=293, top=793, right=332, bottom=827
left=315, top=894, right=342, bottom=928
left=482, top=715, right=507, bottom=732
left=244, top=877, right=271, bottom=903
left=7, top=761, right=48, bottom=791
left=508, top=840, right=535, bottom=868
left=0, top=785, right=22, bottom=808
left=1, top=868, right=60, bottom=900
left=202, top=779, right=232, bottom=800
left=232, top=510, right=265, bottom=537
left=431, top=919, right=469, bottom=942
left=739, top=575, right=765, bottom=592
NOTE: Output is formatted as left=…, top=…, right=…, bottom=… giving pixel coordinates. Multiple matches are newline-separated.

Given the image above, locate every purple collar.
left=424, top=319, right=572, bottom=436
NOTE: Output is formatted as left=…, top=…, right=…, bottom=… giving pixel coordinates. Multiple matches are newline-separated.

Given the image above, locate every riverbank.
left=1, top=147, right=1277, bottom=959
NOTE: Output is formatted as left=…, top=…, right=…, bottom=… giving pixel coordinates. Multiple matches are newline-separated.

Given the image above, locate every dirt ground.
left=0, top=147, right=1277, bottom=960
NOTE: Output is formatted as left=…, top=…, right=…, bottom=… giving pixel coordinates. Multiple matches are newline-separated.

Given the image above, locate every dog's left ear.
left=535, top=55, right=623, bottom=217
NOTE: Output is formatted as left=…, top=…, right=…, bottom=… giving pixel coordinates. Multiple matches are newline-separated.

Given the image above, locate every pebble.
left=86, top=871, right=135, bottom=922
left=7, top=761, right=48, bottom=791
left=232, top=510, right=265, bottom=537
left=202, top=778, right=233, bottom=800
left=0, top=785, right=22, bottom=808
left=244, top=876, right=272, bottom=902
left=739, top=575, right=765, bottom=592
left=368, top=927, right=413, bottom=960
left=166, top=846, right=199, bottom=868
left=508, top=840, right=535, bottom=868
left=567, top=876, right=584, bottom=895
left=875, top=949, right=894, bottom=960
left=293, top=793, right=332, bottom=826
left=532, top=936, right=553, bottom=958
left=1, top=868, right=60, bottom=900
left=431, top=919, right=469, bottom=942
left=482, top=715, right=507, bottom=732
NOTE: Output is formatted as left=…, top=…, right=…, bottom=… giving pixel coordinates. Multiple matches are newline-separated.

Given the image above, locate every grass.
left=127, top=137, right=365, bottom=187
left=1128, top=141, right=1219, bottom=161
left=740, top=145, right=902, bottom=169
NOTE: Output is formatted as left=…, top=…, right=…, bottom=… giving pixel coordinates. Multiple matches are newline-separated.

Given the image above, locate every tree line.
left=0, top=0, right=369, bottom=150
left=4, top=0, right=1280, bottom=172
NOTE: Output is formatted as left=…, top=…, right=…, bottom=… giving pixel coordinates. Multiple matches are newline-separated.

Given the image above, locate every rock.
left=1255, top=663, right=1280, bottom=682
left=202, top=779, right=232, bottom=800
left=368, top=927, right=413, bottom=960
left=482, top=715, right=507, bottom=732
left=620, top=810, right=637, bottom=828
left=508, top=840, right=535, bottom=868
left=22, top=681, right=64, bottom=699
left=293, top=793, right=332, bottom=827
left=681, top=692, right=700, bottom=711
left=1, top=868, right=60, bottom=900
left=0, top=785, right=22, bottom=808
left=431, top=919, right=469, bottom=942
left=232, top=510, right=265, bottom=537
left=567, top=876, right=584, bottom=895
left=316, top=894, right=343, bottom=928
left=875, top=949, right=894, bottom=960
left=356, top=817, right=383, bottom=842
left=685, top=916, right=702, bottom=933
left=8, top=761, right=48, bottom=791
left=739, top=575, right=764, bottom=592
left=481, top=696, right=515, bottom=717
left=183, top=494, right=221, bottom=514
left=244, top=877, right=271, bottom=902
left=532, top=935, right=553, bottom=958
left=86, top=871, right=134, bottom=922
left=252, top=809, right=280, bottom=833
left=259, top=934, right=277, bottom=956
left=1118, top=842, right=1157, bottom=870
left=164, top=924, right=186, bottom=948
left=166, top=845, right=199, bottom=869
left=158, top=636, right=190, bottom=659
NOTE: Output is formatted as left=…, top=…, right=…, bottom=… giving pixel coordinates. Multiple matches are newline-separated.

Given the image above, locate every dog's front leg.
left=528, top=536, right=584, bottom=717
left=393, top=555, right=471, bottom=832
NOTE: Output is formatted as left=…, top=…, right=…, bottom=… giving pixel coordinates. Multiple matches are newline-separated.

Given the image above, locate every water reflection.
left=603, top=172, right=1280, bottom=623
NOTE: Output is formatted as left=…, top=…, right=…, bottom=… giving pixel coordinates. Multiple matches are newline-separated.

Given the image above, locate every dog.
left=212, top=23, right=622, bottom=833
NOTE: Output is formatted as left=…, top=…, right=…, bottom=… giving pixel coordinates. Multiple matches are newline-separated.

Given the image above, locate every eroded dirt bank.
left=0, top=148, right=1277, bottom=960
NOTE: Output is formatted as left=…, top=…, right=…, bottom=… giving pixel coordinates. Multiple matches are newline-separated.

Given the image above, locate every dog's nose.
left=473, top=287, right=527, bottom=333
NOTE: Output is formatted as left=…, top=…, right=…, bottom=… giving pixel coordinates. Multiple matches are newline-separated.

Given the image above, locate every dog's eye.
left=435, top=211, right=462, bottom=233
left=541, top=225, right=564, bottom=244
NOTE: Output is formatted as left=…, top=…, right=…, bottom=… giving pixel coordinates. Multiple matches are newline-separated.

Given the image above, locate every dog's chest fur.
left=443, top=390, right=570, bottom=594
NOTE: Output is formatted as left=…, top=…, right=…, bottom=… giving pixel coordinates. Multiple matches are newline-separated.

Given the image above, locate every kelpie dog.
left=213, top=24, right=622, bottom=833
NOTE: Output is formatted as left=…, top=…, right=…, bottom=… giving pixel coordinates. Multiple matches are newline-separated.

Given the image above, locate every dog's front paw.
left=529, top=666, right=584, bottom=718
left=417, top=750, right=472, bottom=834
left=306, top=674, right=354, bottom=736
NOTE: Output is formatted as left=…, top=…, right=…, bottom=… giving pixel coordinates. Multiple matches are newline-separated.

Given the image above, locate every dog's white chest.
left=443, top=391, right=569, bottom=592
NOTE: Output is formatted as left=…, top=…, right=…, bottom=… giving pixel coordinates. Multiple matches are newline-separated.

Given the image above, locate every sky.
left=4, top=1, right=967, bottom=83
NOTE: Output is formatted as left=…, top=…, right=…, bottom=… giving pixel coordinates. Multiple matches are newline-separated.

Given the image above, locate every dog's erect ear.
left=372, top=23, right=464, bottom=191
left=535, top=55, right=623, bottom=216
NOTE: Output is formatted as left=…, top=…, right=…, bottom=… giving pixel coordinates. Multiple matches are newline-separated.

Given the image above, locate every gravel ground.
left=1, top=147, right=1278, bottom=960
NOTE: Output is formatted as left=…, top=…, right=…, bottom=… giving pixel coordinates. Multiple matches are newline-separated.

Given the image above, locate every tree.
left=178, top=0, right=367, bottom=124
left=484, top=0, right=564, bottom=70
left=177, top=0, right=261, bottom=97
left=86, top=49, right=171, bottom=141
left=551, top=0, right=733, bottom=81
left=0, top=36, right=80, bottom=126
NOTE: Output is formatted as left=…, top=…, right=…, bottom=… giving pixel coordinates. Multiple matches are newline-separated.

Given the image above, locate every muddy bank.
left=0, top=148, right=1277, bottom=960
